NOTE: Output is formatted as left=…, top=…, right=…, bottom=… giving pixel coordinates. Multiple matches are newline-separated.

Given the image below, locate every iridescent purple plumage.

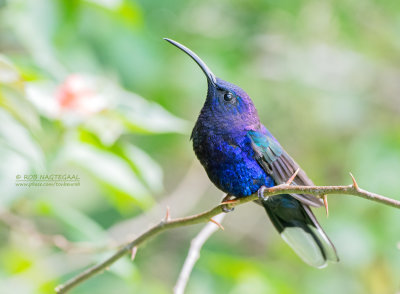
left=192, top=78, right=274, bottom=197
left=165, top=38, right=339, bottom=268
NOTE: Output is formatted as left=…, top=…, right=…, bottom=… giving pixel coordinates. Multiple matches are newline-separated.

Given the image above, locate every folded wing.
left=248, top=127, right=323, bottom=207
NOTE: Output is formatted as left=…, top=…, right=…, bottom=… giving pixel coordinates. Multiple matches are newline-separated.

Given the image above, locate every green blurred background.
left=1, top=0, right=400, bottom=293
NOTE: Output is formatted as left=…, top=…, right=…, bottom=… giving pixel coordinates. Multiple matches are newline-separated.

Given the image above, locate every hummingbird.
left=165, top=38, right=339, bottom=268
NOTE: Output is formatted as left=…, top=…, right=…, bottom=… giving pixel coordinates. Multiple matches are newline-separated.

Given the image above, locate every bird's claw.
left=221, top=195, right=236, bottom=212
left=258, top=185, right=267, bottom=201
left=222, top=205, right=234, bottom=213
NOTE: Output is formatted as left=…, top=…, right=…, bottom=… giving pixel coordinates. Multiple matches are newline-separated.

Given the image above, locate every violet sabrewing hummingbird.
left=165, top=38, right=339, bottom=268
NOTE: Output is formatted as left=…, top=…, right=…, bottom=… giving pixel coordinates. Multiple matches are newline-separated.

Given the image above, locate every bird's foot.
left=257, top=185, right=268, bottom=201
left=220, top=194, right=237, bottom=212
left=260, top=183, right=291, bottom=197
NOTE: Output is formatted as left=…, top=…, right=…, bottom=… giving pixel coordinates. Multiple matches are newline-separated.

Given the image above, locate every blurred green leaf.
left=1, top=248, right=33, bottom=274
left=118, top=142, right=164, bottom=193
left=0, top=109, right=45, bottom=205
left=116, top=89, right=190, bottom=134
left=61, top=141, right=153, bottom=209
left=48, top=200, right=107, bottom=242
left=0, top=110, right=44, bottom=170
left=0, top=55, right=41, bottom=132
left=0, top=55, right=22, bottom=86
left=84, top=0, right=143, bottom=27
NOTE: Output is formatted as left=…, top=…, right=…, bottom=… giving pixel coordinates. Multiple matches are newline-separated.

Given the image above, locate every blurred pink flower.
left=56, top=74, right=107, bottom=116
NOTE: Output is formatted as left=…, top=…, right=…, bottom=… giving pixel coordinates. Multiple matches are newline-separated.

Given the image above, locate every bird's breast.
left=192, top=125, right=274, bottom=197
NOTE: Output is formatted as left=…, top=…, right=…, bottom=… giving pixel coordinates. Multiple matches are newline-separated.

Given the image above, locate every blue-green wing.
left=248, top=128, right=323, bottom=207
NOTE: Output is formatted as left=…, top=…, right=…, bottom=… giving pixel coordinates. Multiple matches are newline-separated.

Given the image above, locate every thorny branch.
left=55, top=174, right=400, bottom=293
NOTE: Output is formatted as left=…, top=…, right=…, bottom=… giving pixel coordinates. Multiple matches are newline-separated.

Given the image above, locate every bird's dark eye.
left=224, top=92, right=234, bottom=102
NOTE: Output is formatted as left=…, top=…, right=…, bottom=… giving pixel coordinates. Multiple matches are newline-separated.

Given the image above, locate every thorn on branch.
left=220, top=194, right=237, bottom=205
left=164, top=206, right=171, bottom=222
left=349, top=172, right=359, bottom=190
left=286, top=168, right=300, bottom=185
left=131, top=246, right=138, bottom=261
left=220, top=199, right=240, bottom=206
left=209, top=218, right=224, bottom=230
left=323, top=195, right=329, bottom=217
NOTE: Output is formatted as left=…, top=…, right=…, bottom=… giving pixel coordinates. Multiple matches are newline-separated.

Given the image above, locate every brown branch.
left=55, top=176, right=400, bottom=293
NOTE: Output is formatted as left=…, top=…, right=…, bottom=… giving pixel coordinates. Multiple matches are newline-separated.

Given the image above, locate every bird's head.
left=165, top=38, right=260, bottom=130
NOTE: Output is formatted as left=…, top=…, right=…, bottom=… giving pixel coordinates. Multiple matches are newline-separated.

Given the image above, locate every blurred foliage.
left=0, top=0, right=400, bottom=293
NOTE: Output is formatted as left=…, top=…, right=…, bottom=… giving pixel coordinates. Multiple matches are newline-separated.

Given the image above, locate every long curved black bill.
left=164, top=38, right=217, bottom=85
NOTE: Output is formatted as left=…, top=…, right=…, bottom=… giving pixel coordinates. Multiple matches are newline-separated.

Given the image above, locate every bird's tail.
left=261, top=194, right=339, bottom=268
